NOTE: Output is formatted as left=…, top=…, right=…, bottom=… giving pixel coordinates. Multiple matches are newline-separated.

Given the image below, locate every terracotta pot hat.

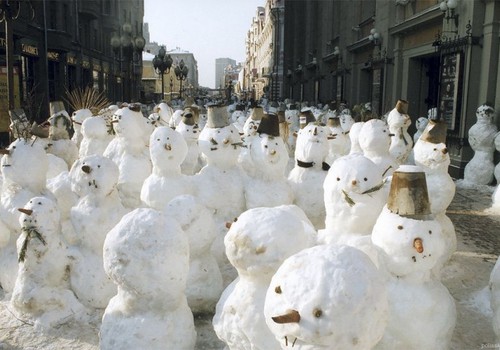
left=182, top=107, right=196, bottom=126
left=250, top=106, right=264, bottom=121
left=387, top=165, right=432, bottom=219
left=257, top=113, right=280, bottom=137
left=395, top=99, right=409, bottom=114
left=327, top=115, right=341, bottom=128
left=299, top=108, right=316, bottom=129
left=206, top=104, right=229, bottom=128
left=420, top=119, right=447, bottom=144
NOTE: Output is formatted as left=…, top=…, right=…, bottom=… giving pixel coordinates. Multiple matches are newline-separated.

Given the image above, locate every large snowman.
left=213, top=205, right=316, bottom=350
left=264, top=244, right=388, bottom=349
left=103, top=104, right=152, bottom=209
left=386, top=99, right=413, bottom=165
left=463, top=103, right=498, bottom=185
left=100, top=208, right=196, bottom=350
left=288, top=123, right=330, bottom=230
left=11, top=197, right=87, bottom=330
left=0, top=138, right=52, bottom=292
left=69, top=155, right=127, bottom=309
left=243, top=111, right=293, bottom=209
left=165, top=195, right=223, bottom=314
left=193, top=103, right=247, bottom=283
left=319, top=153, right=388, bottom=244
left=371, top=166, right=456, bottom=350
left=140, top=126, right=192, bottom=210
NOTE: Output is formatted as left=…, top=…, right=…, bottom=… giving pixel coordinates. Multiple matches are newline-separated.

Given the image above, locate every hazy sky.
left=144, top=0, right=265, bottom=89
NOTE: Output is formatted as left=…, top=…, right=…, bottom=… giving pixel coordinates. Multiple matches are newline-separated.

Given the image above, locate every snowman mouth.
left=284, top=336, right=298, bottom=347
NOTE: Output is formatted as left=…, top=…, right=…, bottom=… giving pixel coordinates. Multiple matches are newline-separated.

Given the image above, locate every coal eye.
left=313, top=308, right=323, bottom=318
left=38, top=202, right=42, bottom=205
left=275, top=286, right=282, bottom=294
left=336, top=177, right=340, bottom=181
left=429, top=230, right=432, bottom=235
left=12, top=146, right=16, bottom=149
left=157, top=138, right=160, bottom=141
left=397, top=225, right=403, bottom=230
left=364, top=177, right=368, bottom=181
left=97, top=165, right=101, bottom=168
left=433, top=148, right=437, bottom=151
left=264, top=145, right=268, bottom=148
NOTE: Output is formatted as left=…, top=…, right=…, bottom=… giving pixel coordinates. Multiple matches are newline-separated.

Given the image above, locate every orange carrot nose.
left=413, top=238, right=424, bottom=253
left=18, top=208, right=33, bottom=216
left=442, top=148, right=448, bottom=154
left=223, top=139, right=230, bottom=145
left=272, top=310, right=301, bottom=324
left=164, top=144, right=172, bottom=151
left=352, top=180, right=357, bottom=186
left=81, top=165, right=92, bottom=174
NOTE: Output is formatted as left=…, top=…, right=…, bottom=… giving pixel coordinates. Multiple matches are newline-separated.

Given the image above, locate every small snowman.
left=71, top=108, right=93, bottom=147
left=358, top=118, right=398, bottom=178
left=320, top=153, right=388, bottom=244
left=165, top=195, right=223, bottom=314
left=413, top=108, right=434, bottom=143
left=243, top=111, right=293, bottom=209
left=231, top=103, right=247, bottom=134
left=100, top=208, right=196, bottom=350
left=264, top=244, right=388, bottom=350
left=213, top=205, right=315, bottom=350
left=288, top=123, right=330, bottom=230
left=339, top=108, right=355, bottom=133
left=194, top=103, right=247, bottom=280
left=284, top=102, right=300, bottom=157
left=11, top=197, right=87, bottom=330
left=242, top=106, right=263, bottom=141
left=103, top=104, right=152, bottom=209
left=45, top=104, right=79, bottom=169
left=176, top=108, right=203, bottom=175
left=324, top=114, right=349, bottom=165
left=463, top=103, right=498, bottom=185
left=140, top=126, right=192, bottom=210
left=79, top=116, right=113, bottom=158
left=69, top=155, right=127, bottom=309
left=0, top=138, right=52, bottom=292
left=386, top=99, right=413, bottom=165
left=348, top=121, right=364, bottom=155
left=371, top=166, right=456, bottom=350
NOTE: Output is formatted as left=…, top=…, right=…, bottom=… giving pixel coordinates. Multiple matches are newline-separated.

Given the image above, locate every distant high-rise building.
left=215, top=58, right=236, bottom=89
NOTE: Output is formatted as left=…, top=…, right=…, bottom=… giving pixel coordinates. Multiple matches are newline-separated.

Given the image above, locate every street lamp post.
left=174, top=59, right=188, bottom=100
left=169, top=77, right=174, bottom=101
left=152, top=46, right=173, bottom=102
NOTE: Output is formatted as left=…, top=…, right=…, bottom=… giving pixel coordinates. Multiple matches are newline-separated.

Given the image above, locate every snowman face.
left=149, top=126, right=188, bottom=168
left=476, top=104, right=495, bottom=123
left=388, top=110, right=411, bottom=129
left=416, top=117, right=429, bottom=132
left=243, top=118, right=261, bottom=138
left=414, top=140, right=450, bottom=171
left=339, top=113, right=355, bottom=131
left=325, top=154, right=383, bottom=195
left=294, top=124, right=329, bottom=164
left=19, top=196, right=59, bottom=233
left=176, top=121, right=200, bottom=142
left=371, top=207, right=445, bottom=277
left=250, top=134, right=288, bottom=171
left=285, top=109, right=299, bottom=125
left=1, top=139, right=48, bottom=187
left=198, top=124, right=241, bottom=165
left=48, top=113, right=73, bottom=140
left=81, top=116, right=108, bottom=139
left=264, top=245, right=387, bottom=349
left=71, top=108, right=93, bottom=129
left=358, top=119, right=391, bottom=153
left=73, top=154, right=119, bottom=197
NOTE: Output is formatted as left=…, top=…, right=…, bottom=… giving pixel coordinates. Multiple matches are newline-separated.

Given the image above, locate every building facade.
left=277, top=0, right=500, bottom=178
left=215, top=58, right=236, bottom=90
left=0, top=0, right=145, bottom=139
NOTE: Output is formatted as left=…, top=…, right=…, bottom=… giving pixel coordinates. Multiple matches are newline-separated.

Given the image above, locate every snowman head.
left=48, top=112, right=73, bottom=140
left=224, top=206, right=313, bottom=278
left=414, top=140, right=450, bottom=172
left=250, top=134, right=289, bottom=175
left=324, top=154, right=384, bottom=195
left=71, top=154, right=119, bottom=197
left=416, top=117, right=429, bottom=132
left=111, top=105, right=145, bottom=140
left=294, top=123, right=329, bottom=165
left=18, top=196, right=60, bottom=235
left=358, top=119, right=392, bottom=154
left=198, top=123, right=241, bottom=167
left=264, top=244, right=388, bottom=349
left=81, top=116, right=108, bottom=140
left=476, top=104, right=495, bottom=123
left=176, top=120, right=200, bottom=142
left=71, top=108, right=93, bottom=131
left=149, top=126, right=188, bottom=170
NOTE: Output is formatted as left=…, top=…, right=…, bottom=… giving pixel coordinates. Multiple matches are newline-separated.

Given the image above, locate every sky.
left=144, top=0, right=265, bottom=89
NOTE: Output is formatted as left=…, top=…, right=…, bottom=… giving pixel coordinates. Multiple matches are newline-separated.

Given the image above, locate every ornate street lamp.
left=174, top=59, right=189, bottom=100
left=152, top=46, right=173, bottom=101
left=169, top=77, right=174, bottom=101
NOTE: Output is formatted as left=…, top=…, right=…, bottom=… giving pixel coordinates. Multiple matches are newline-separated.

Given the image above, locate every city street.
left=0, top=182, right=498, bottom=349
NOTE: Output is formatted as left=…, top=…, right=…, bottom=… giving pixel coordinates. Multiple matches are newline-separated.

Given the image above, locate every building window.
left=48, top=61, right=59, bottom=101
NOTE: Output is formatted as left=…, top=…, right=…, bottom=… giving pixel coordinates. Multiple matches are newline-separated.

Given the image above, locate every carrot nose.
left=0, top=149, right=10, bottom=155
left=18, top=208, right=33, bottom=216
left=82, top=165, right=92, bottom=174
left=164, top=144, right=172, bottom=151
left=272, top=310, right=301, bottom=324
left=413, top=238, right=424, bottom=253
left=442, top=148, right=448, bottom=154
left=313, top=127, right=317, bottom=136
left=352, top=180, right=357, bottom=186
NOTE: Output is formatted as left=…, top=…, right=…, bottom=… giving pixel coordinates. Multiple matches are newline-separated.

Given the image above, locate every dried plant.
left=64, top=86, right=110, bottom=114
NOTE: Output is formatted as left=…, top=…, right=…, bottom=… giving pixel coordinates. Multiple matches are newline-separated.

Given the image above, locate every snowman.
left=371, top=166, right=456, bottom=349
left=319, top=153, right=388, bottom=244
left=0, top=138, right=52, bottom=292
left=264, top=244, right=388, bottom=350
left=213, top=205, right=316, bottom=350
left=242, top=106, right=263, bottom=141
left=103, top=104, right=152, bottom=209
left=386, top=99, right=413, bottom=165
left=358, top=118, right=398, bottom=178
left=176, top=108, right=203, bottom=175
left=324, top=114, right=349, bottom=165
left=348, top=121, right=364, bottom=155
left=194, top=103, right=247, bottom=280
left=45, top=107, right=79, bottom=169
left=79, top=116, right=113, bottom=158
left=243, top=111, right=293, bottom=209
left=288, top=123, right=330, bottom=230
left=165, top=195, right=223, bottom=314
left=140, top=126, right=192, bottom=210
left=339, top=108, right=355, bottom=133
left=100, top=208, right=196, bottom=350
left=71, top=108, right=93, bottom=147
left=463, top=103, right=498, bottom=185
left=231, top=103, right=247, bottom=134
left=284, top=102, right=300, bottom=157
left=69, top=155, right=127, bottom=309
left=413, top=109, right=433, bottom=143
left=11, top=197, right=87, bottom=330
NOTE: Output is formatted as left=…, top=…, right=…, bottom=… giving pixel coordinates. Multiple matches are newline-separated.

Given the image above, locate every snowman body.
left=11, top=197, right=86, bottom=329
left=100, top=208, right=195, bottom=350
left=387, top=107, right=413, bottom=165
left=348, top=121, right=364, bottom=154
left=214, top=205, right=315, bottom=350
left=176, top=120, right=203, bottom=175
left=288, top=124, right=330, bottom=229
left=79, top=116, right=113, bottom=158
left=325, top=120, right=350, bottom=165
left=71, top=108, right=93, bottom=147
